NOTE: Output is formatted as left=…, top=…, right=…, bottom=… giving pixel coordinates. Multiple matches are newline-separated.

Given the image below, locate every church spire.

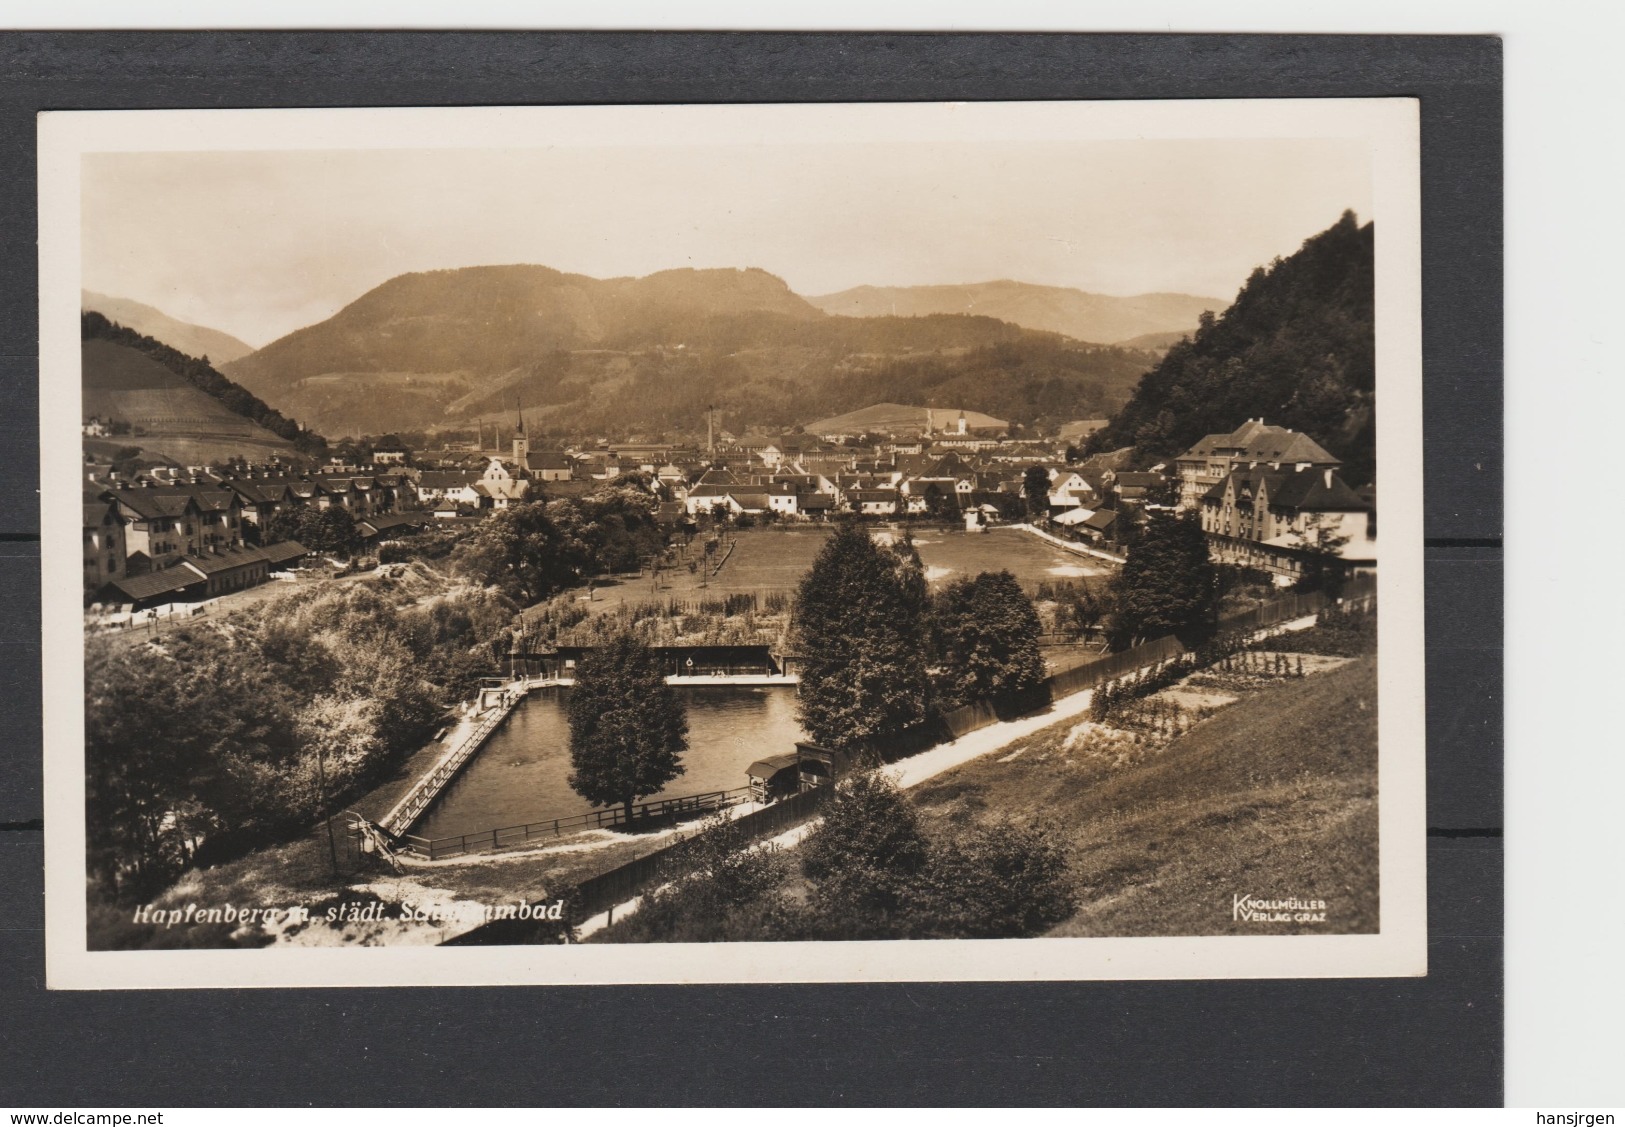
left=511, top=393, right=530, bottom=463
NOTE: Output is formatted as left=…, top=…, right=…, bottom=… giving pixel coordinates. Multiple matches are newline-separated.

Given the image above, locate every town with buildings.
left=84, top=405, right=1376, bottom=613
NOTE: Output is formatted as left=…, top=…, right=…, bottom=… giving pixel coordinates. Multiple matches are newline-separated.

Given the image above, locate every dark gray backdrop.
left=0, top=32, right=1501, bottom=1106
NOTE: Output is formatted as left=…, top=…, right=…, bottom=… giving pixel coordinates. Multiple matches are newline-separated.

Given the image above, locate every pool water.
left=411, top=684, right=806, bottom=839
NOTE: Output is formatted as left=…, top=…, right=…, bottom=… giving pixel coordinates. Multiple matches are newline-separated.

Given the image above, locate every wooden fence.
left=395, top=787, right=751, bottom=860
left=568, top=785, right=833, bottom=922
left=868, top=578, right=1377, bottom=759
left=1215, top=574, right=1376, bottom=636
left=1043, top=633, right=1188, bottom=700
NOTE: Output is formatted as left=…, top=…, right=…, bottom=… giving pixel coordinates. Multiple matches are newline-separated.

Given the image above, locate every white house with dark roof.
left=1046, top=469, right=1099, bottom=510
left=522, top=450, right=575, bottom=481
left=1199, top=464, right=1374, bottom=581
left=477, top=457, right=531, bottom=508
left=414, top=469, right=485, bottom=508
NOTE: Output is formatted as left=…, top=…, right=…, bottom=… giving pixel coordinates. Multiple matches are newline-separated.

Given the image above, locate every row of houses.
left=667, top=449, right=1159, bottom=540
left=82, top=483, right=314, bottom=610
left=82, top=461, right=430, bottom=608
left=83, top=410, right=1374, bottom=604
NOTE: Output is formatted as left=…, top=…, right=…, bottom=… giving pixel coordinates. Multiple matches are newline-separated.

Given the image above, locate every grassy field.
left=908, top=654, right=1379, bottom=937
left=82, top=337, right=298, bottom=464
left=581, top=523, right=1114, bottom=615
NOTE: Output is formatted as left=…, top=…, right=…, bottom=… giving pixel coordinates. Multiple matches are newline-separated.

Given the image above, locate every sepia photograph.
left=38, top=99, right=1426, bottom=987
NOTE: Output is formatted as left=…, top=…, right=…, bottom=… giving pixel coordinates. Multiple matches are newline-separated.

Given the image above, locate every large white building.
left=1174, top=419, right=1342, bottom=509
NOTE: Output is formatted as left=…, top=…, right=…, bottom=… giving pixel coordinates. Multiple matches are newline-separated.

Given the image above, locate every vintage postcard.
left=39, top=99, right=1425, bottom=988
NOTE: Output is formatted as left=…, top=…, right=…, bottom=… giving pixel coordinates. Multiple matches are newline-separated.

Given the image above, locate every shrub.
left=801, top=771, right=930, bottom=929
left=602, top=810, right=797, bottom=943
left=907, top=819, right=1076, bottom=938
left=800, top=771, right=1075, bottom=940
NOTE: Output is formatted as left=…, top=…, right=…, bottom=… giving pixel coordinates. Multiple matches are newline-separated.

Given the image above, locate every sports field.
left=901, top=527, right=1116, bottom=594
left=582, top=524, right=1115, bottom=614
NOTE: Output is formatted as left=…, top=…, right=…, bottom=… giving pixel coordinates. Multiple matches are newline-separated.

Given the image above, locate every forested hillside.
left=82, top=311, right=328, bottom=458
left=1087, top=212, right=1375, bottom=485
left=223, top=265, right=822, bottom=394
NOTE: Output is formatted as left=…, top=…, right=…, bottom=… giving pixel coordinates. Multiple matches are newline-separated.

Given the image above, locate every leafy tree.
left=1022, top=465, right=1051, bottom=520
left=544, top=486, right=666, bottom=579
left=597, top=770, right=1079, bottom=944
left=1290, top=513, right=1353, bottom=597
left=922, top=481, right=955, bottom=521
left=791, top=524, right=932, bottom=752
left=1067, top=586, right=1112, bottom=639
left=1107, top=511, right=1220, bottom=648
left=991, top=492, right=1027, bottom=523
left=800, top=772, right=1074, bottom=940
left=889, top=528, right=931, bottom=634
left=1112, top=503, right=1143, bottom=548
left=85, top=639, right=211, bottom=896
left=607, top=809, right=796, bottom=943
left=453, top=485, right=666, bottom=604
left=565, top=632, right=689, bottom=824
left=1144, top=474, right=1181, bottom=507
left=83, top=573, right=512, bottom=908
left=452, top=501, right=564, bottom=604
left=265, top=506, right=361, bottom=556
left=933, top=570, right=1048, bottom=705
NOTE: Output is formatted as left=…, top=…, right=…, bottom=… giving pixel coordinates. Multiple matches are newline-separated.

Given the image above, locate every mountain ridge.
left=82, top=291, right=256, bottom=365
left=226, top=263, right=823, bottom=395
left=220, top=264, right=1163, bottom=438
left=806, top=280, right=1221, bottom=346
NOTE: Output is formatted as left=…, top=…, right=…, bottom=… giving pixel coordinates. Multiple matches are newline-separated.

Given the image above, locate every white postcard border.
left=39, top=98, right=1426, bottom=988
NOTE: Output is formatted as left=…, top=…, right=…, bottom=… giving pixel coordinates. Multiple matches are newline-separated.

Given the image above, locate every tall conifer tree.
left=1107, top=512, right=1220, bottom=648
left=791, top=524, right=932, bottom=752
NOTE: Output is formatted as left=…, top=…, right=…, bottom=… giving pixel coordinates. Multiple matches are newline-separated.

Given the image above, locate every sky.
left=81, top=137, right=1370, bottom=348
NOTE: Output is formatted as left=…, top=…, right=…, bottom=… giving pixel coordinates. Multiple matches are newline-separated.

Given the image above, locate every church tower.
left=512, top=396, right=529, bottom=464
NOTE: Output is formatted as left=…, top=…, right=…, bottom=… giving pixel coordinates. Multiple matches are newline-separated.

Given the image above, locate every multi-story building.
left=190, top=488, right=244, bottom=553
left=1199, top=464, right=1374, bottom=582
left=221, top=473, right=296, bottom=534
left=110, top=487, right=204, bottom=575
left=1174, top=418, right=1342, bottom=509
left=82, top=496, right=127, bottom=596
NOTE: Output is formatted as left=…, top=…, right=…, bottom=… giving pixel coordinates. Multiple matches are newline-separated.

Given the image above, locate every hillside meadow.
left=910, top=652, right=1379, bottom=937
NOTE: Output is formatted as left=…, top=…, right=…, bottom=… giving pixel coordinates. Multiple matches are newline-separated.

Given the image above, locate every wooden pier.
left=378, top=684, right=527, bottom=838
